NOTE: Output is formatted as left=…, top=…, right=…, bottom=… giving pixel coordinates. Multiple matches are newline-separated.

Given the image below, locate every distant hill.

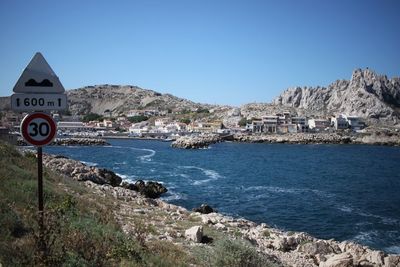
left=65, top=84, right=215, bottom=116
left=272, top=69, right=400, bottom=124
left=1, top=69, right=399, bottom=125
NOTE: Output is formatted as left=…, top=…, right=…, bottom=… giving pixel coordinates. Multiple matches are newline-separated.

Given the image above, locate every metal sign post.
left=11, top=52, right=67, bottom=262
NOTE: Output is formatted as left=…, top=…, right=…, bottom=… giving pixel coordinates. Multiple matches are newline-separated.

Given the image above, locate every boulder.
left=298, top=241, right=335, bottom=256
left=94, top=168, right=122, bottom=187
left=192, top=204, right=215, bottom=214
left=132, top=180, right=168, bottom=199
left=384, top=255, right=400, bottom=267
left=320, top=252, right=353, bottom=267
left=185, top=226, right=203, bottom=243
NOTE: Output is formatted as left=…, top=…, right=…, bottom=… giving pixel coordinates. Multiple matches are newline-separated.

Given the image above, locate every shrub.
left=82, top=113, right=103, bottom=122
left=128, top=115, right=149, bottom=123
left=195, top=238, right=281, bottom=267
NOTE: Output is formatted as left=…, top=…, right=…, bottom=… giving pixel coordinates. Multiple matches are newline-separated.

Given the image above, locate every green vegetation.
left=238, top=117, right=251, bottom=127
left=180, top=118, right=191, bottom=125
left=195, top=239, right=280, bottom=267
left=196, top=108, right=209, bottom=114
left=0, top=141, right=192, bottom=266
left=128, top=115, right=149, bottom=123
left=82, top=112, right=104, bottom=122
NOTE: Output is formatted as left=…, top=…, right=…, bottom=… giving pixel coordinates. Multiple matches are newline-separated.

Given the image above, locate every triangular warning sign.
left=13, top=52, right=65, bottom=93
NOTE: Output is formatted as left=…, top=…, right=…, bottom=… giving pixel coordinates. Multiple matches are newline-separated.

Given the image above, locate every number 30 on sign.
left=20, top=113, right=57, bottom=147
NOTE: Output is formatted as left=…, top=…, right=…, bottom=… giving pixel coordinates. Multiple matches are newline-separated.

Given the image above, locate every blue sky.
left=0, top=0, right=399, bottom=106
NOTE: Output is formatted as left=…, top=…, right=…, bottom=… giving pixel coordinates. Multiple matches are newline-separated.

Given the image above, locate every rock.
left=132, top=180, right=168, bottom=198
left=320, top=252, right=353, bottom=267
left=172, top=134, right=221, bottom=149
left=273, top=68, right=400, bottom=124
left=120, top=181, right=135, bottom=190
left=43, top=154, right=122, bottom=186
left=185, top=226, right=203, bottom=243
left=214, top=223, right=226, bottom=230
left=192, top=204, right=215, bottom=214
left=384, top=255, right=400, bottom=267
left=298, top=241, right=335, bottom=256
left=94, top=168, right=122, bottom=186
left=361, top=250, right=385, bottom=266
left=51, top=138, right=109, bottom=146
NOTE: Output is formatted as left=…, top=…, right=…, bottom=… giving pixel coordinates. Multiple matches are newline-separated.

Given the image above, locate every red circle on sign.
left=20, top=113, right=57, bottom=146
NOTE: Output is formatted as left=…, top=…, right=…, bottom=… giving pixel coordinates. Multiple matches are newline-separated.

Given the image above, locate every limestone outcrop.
left=171, top=134, right=221, bottom=149
left=43, top=154, right=122, bottom=186
left=273, top=68, right=400, bottom=124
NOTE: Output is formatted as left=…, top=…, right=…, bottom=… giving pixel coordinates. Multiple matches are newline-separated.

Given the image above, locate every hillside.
left=1, top=68, right=400, bottom=126
left=66, top=85, right=216, bottom=116
left=273, top=69, right=400, bottom=124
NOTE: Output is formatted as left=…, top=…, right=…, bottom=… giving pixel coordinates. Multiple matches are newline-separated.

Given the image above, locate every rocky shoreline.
left=34, top=151, right=400, bottom=267
left=18, top=137, right=110, bottom=146
left=171, top=132, right=400, bottom=149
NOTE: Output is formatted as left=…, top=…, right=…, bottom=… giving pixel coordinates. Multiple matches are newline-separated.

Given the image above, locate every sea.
left=44, top=139, right=400, bottom=254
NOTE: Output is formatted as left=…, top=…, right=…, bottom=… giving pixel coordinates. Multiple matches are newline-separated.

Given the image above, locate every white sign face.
left=11, top=93, right=67, bottom=111
left=20, top=113, right=57, bottom=147
left=13, top=52, right=65, bottom=93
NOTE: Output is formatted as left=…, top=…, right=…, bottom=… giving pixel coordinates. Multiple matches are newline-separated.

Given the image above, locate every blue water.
left=44, top=140, right=400, bottom=254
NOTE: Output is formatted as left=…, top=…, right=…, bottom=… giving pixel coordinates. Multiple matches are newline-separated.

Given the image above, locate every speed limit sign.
left=20, top=112, right=57, bottom=146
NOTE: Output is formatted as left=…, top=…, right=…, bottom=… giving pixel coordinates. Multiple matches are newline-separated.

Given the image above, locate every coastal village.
left=0, top=107, right=367, bottom=144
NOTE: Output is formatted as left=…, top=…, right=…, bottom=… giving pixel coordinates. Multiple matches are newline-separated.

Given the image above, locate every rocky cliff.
left=273, top=69, right=400, bottom=124
left=66, top=84, right=215, bottom=115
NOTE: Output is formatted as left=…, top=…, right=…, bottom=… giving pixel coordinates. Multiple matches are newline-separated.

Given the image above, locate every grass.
left=194, top=238, right=281, bottom=267
left=0, top=141, right=192, bottom=266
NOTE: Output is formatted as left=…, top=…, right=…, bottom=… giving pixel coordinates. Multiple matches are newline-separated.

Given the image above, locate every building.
left=58, top=122, right=93, bottom=132
left=127, top=110, right=145, bottom=117
left=246, top=120, right=263, bottom=133
left=261, top=116, right=278, bottom=133
left=331, top=115, right=348, bottom=130
left=344, top=115, right=364, bottom=131
left=188, top=121, right=223, bottom=133
left=128, top=122, right=149, bottom=136
left=277, top=124, right=298, bottom=134
left=291, top=117, right=308, bottom=132
left=154, top=118, right=171, bottom=127
left=308, top=119, right=331, bottom=132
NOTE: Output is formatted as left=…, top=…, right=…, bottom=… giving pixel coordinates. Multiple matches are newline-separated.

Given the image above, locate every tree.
left=82, top=113, right=103, bottom=122
left=196, top=108, right=209, bottom=114
left=128, top=115, right=149, bottom=123
left=238, top=118, right=248, bottom=127
left=180, top=118, right=191, bottom=125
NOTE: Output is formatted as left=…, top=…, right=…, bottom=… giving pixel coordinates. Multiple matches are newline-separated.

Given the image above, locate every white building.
left=58, top=122, right=93, bottom=132
left=262, top=116, right=278, bottom=133
left=344, top=115, right=364, bottom=131
left=331, top=115, right=348, bottom=130
left=308, top=119, right=330, bottom=132
left=291, top=117, right=308, bottom=132
left=154, top=118, right=171, bottom=127
left=128, top=122, right=150, bottom=136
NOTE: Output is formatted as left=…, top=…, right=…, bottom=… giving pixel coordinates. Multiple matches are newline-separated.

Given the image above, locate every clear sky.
left=0, top=0, right=399, bottom=106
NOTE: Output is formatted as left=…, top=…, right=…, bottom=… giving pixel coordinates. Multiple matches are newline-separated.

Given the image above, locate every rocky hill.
left=66, top=84, right=215, bottom=116
left=1, top=68, right=399, bottom=126
left=273, top=69, right=400, bottom=124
